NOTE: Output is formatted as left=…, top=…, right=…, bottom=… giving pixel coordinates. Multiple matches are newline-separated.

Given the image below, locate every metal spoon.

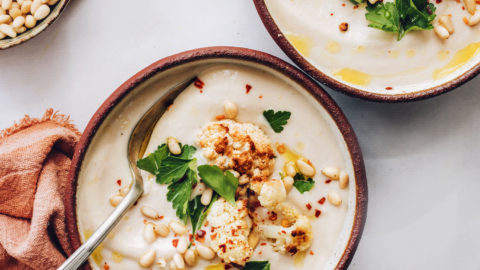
left=58, top=77, right=195, bottom=270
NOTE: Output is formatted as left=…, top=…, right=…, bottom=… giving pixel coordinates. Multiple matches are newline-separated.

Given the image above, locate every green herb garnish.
left=366, top=0, right=436, bottom=40
left=188, top=193, right=218, bottom=234
left=263, top=110, right=291, bottom=133
left=197, top=165, right=239, bottom=205
left=244, top=261, right=271, bottom=270
left=293, top=173, right=315, bottom=194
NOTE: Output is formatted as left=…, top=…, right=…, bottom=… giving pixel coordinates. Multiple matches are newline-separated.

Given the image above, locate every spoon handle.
left=58, top=181, right=142, bottom=270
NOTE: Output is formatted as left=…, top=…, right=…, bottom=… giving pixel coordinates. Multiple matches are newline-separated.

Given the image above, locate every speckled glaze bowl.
left=0, top=0, right=69, bottom=49
left=64, top=47, right=368, bottom=270
left=254, top=0, right=480, bottom=102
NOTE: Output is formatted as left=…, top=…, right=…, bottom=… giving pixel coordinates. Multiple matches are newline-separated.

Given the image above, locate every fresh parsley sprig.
left=263, top=109, right=291, bottom=133
left=293, top=172, right=315, bottom=194
left=197, top=165, right=239, bottom=205
left=244, top=261, right=271, bottom=270
left=365, top=0, right=436, bottom=40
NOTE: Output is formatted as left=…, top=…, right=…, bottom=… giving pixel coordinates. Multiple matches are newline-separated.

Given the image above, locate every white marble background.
left=1, top=0, right=479, bottom=269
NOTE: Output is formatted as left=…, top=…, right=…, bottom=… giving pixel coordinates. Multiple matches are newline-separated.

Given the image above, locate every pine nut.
left=193, top=182, right=206, bottom=195
left=156, top=258, right=167, bottom=268
left=33, top=4, right=48, bottom=20
left=154, top=223, right=170, bottom=237
left=30, top=0, right=41, bottom=13
left=14, top=25, right=25, bottom=33
left=1, top=0, right=11, bottom=10
left=0, top=7, right=5, bottom=15
left=140, top=205, right=160, bottom=219
left=10, top=1, right=18, bottom=9
left=176, top=236, right=188, bottom=254
left=184, top=249, right=197, bottom=266
left=285, top=162, right=297, bottom=177
left=24, top=14, right=34, bottom=27
left=464, top=0, right=476, bottom=15
left=239, top=174, right=249, bottom=185
left=109, top=194, right=124, bottom=207
left=228, top=169, right=240, bottom=178
left=339, top=171, right=349, bottom=189
left=327, top=191, right=342, bottom=206
left=169, top=220, right=187, bottom=235
left=282, top=176, right=294, bottom=192
left=248, top=233, right=259, bottom=249
left=434, top=24, right=450, bottom=39
left=0, top=23, right=15, bottom=37
left=169, top=261, right=178, bottom=270
left=321, top=167, right=340, bottom=180
left=296, top=159, right=315, bottom=177
left=138, top=249, right=156, bottom=268
left=0, top=14, right=10, bottom=24
left=12, top=15, right=24, bottom=27
left=201, top=188, right=213, bottom=205
left=143, top=222, right=156, bottom=243
left=20, top=1, right=31, bottom=14
left=196, top=244, right=215, bottom=260
left=223, top=101, right=238, bottom=119
left=468, top=11, right=480, bottom=26
left=173, top=253, right=185, bottom=269
left=167, top=137, right=182, bottom=155
left=9, top=7, right=20, bottom=19
left=439, top=15, right=454, bottom=34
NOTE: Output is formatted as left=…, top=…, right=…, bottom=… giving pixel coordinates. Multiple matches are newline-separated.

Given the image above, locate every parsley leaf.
left=136, top=144, right=169, bottom=175
left=178, top=144, right=196, bottom=159
left=349, top=0, right=364, bottom=4
left=166, top=169, right=197, bottom=223
left=244, top=261, right=271, bottom=270
left=197, top=165, right=239, bottom=205
left=189, top=193, right=218, bottom=234
left=293, top=173, right=315, bottom=194
left=365, top=0, right=436, bottom=40
left=263, top=110, right=291, bottom=133
left=157, top=156, right=193, bottom=184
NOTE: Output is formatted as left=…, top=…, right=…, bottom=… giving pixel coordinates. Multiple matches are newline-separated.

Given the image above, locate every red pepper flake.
left=158, top=216, right=164, bottom=220
left=219, top=244, right=227, bottom=253
left=194, top=77, right=205, bottom=89
left=315, top=209, right=322, bottom=218
left=172, top=239, right=179, bottom=248
left=258, top=95, right=263, bottom=99
left=196, top=230, right=206, bottom=243
left=246, top=84, right=252, bottom=94
left=189, top=234, right=193, bottom=242
left=306, top=203, right=312, bottom=210
left=216, top=115, right=226, bottom=121
left=318, top=197, right=326, bottom=205
left=342, top=3, right=346, bottom=6
left=260, top=242, right=267, bottom=246
left=116, top=179, right=121, bottom=186
left=143, top=219, right=147, bottom=224
left=258, top=251, right=263, bottom=255
left=385, top=86, right=393, bottom=90
left=310, top=250, right=315, bottom=256
left=325, top=179, right=332, bottom=184
left=268, top=211, right=278, bottom=221
left=103, top=263, right=110, bottom=270
left=210, top=233, right=217, bottom=240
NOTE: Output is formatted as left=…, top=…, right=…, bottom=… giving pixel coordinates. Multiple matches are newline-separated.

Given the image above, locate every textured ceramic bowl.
left=0, top=0, right=69, bottom=49
left=64, top=47, right=368, bottom=270
left=254, top=0, right=480, bottom=102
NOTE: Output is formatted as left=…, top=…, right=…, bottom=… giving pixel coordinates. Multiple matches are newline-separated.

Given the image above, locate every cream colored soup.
left=77, top=63, right=356, bottom=270
left=265, top=0, right=480, bottom=94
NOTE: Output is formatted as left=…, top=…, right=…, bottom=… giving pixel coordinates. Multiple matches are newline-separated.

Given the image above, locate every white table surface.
left=1, top=0, right=479, bottom=269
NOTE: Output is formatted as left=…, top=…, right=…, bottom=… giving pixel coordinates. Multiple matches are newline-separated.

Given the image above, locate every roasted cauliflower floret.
left=207, top=198, right=254, bottom=265
left=256, top=179, right=313, bottom=255
left=257, top=215, right=313, bottom=255
left=196, top=119, right=275, bottom=194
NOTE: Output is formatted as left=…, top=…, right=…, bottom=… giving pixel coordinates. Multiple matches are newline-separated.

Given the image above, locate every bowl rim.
left=64, top=46, right=368, bottom=270
left=0, top=0, right=70, bottom=50
left=253, top=0, right=480, bottom=102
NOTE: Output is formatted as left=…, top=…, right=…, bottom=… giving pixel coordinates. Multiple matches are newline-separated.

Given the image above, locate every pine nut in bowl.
left=0, top=0, right=69, bottom=49
left=65, top=47, right=367, bottom=270
left=254, top=0, right=480, bottom=101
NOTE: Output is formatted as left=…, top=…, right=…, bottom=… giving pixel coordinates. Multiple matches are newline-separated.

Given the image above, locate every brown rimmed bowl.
left=65, top=46, right=368, bottom=270
left=254, top=0, right=480, bottom=102
left=0, top=0, right=69, bottom=49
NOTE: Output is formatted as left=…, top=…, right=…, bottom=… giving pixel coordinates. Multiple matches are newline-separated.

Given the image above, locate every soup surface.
left=264, top=0, right=480, bottom=94
left=76, top=63, right=356, bottom=270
